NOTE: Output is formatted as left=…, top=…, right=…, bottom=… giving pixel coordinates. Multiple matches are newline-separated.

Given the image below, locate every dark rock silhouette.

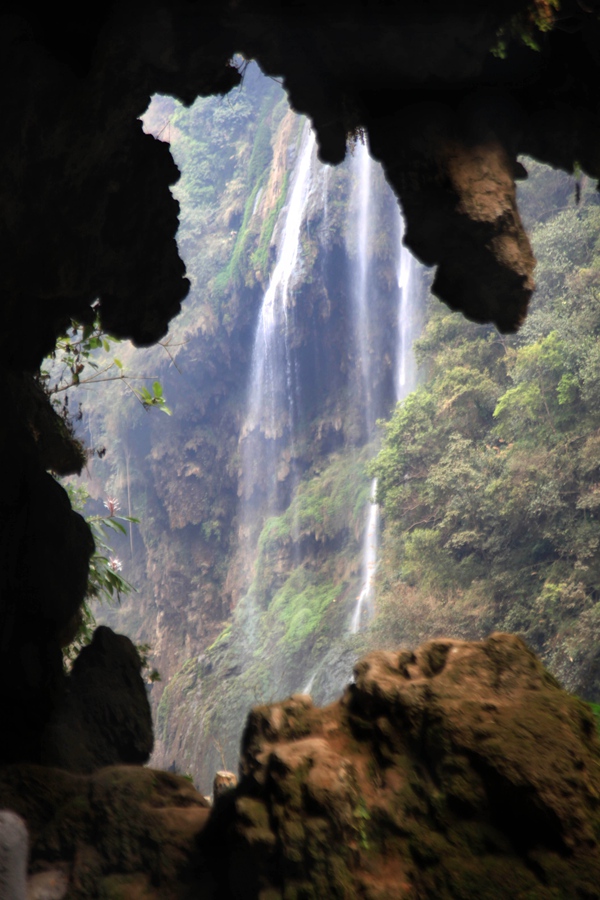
left=41, top=626, right=153, bottom=773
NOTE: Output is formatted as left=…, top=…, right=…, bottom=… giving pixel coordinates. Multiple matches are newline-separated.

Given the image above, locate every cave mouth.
left=61, top=50, right=591, bottom=794
left=79, top=58, right=428, bottom=755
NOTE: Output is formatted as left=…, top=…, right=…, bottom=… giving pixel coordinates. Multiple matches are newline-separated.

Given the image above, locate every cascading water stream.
left=240, top=124, right=316, bottom=535
left=350, top=140, right=375, bottom=437
left=349, top=149, right=421, bottom=636
left=395, top=211, right=419, bottom=402
left=350, top=479, right=379, bottom=634
left=348, top=143, right=379, bottom=636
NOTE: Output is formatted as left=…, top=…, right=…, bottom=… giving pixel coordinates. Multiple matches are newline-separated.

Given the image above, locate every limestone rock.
left=4, top=636, right=600, bottom=897
left=203, top=634, right=600, bottom=898
left=213, top=770, right=238, bottom=801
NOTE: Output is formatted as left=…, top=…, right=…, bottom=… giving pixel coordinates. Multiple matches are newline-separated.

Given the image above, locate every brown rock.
left=0, top=765, right=211, bottom=900
left=205, top=634, right=600, bottom=898
left=213, top=770, right=238, bottom=801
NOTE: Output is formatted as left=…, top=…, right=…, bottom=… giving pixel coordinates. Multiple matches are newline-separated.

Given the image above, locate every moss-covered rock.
left=207, top=633, right=600, bottom=898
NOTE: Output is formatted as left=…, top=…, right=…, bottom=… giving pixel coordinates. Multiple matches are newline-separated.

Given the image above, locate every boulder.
left=5, top=634, right=600, bottom=898
left=41, top=626, right=153, bottom=773
left=213, top=770, right=238, bottom=801
left=202, top=633, right=600, bottom=898
left=0, top=766, right=210, bottom=898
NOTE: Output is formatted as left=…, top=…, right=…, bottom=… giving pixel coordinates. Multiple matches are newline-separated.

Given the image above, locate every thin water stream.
left=240, top=124, right=316, bottom=527
left=348, top=147, right=421, bottom=636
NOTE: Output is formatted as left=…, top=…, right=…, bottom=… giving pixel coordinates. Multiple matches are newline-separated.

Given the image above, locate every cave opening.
left=3, top=4, right=600, bottom=895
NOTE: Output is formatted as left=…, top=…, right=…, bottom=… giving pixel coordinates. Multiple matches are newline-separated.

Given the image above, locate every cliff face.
left=84, top=63, right=600, bottom=792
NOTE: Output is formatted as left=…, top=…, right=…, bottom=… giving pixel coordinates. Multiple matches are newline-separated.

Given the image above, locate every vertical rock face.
left=0, top=382, right=93, bottom=765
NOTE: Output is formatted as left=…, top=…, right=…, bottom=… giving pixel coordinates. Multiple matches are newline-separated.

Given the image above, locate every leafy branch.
left=63, top=485, right=137, bottom=664
left=40, top=315, right=172, bottom=415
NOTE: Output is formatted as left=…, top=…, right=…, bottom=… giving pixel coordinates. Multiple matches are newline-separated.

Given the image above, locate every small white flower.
left=104, top=497, right=120, bottom=516
left=109, top=557, right=123, bottom=572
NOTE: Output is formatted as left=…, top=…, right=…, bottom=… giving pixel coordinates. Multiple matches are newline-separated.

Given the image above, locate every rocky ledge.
left=2, top=633, right=600, bottom=898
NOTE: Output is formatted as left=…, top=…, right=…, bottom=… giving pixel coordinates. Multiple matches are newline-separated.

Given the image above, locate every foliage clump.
left=371, top=166, right=600, bottom=696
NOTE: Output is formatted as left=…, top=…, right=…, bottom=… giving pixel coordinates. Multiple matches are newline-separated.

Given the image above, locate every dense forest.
left=372, top=164, right=600, bottom=700
left=59, top=64, right=600, bottom=790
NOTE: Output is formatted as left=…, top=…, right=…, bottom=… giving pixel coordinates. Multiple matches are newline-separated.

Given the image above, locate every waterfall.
left=349, top=140, right=375, bottom=438
left=301, top=672, right=316, bottom=695
left=240, top=124, right=316, bottom=532
left=240, top=122, right=421, bottom=639
left=348, top=141, right=379, bottom=635
left=395, top=211, right=419, bottom=402
left=348, top=148, right=421, bottom=636
left=350, top=479, right=379, bottom=634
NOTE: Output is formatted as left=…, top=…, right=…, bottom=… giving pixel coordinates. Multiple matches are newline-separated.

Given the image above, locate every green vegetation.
left=81, top=63, right=600, bottom=798
left=269, top=568, right=342, bottom=651
left=260, top=453, right=371, bottom=552
left=62, top=483, right=138, bottom=663
left=492, top=0, right=561, bottom=57
left=371, top=164, right=600, bottom=696
left=41, top=315, right=171, bottom=415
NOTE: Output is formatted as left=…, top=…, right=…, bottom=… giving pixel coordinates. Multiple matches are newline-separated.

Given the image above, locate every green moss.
left=211, top=108, right=278, bottom=303
left=259, top=454, right=371, bottom=560
left=587, top=701, right=600, bottom=737
left=259, top=514, right=292, bottom=550
left=269, top=567, right=342, bottom=652
left=207, top=623, right=233, bottom=652
left=250, top=170, right=290, bottom=277
left=353, top=796, right=371, bottom=850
